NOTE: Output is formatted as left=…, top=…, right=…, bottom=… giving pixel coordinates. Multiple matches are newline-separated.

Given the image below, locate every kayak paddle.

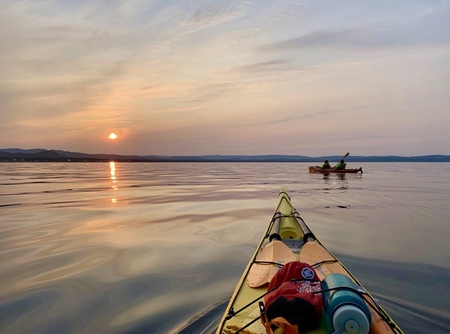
left=333, top=152, right=350, bottom=169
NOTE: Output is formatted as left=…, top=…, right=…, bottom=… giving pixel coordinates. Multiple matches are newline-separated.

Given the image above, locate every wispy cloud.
left=237, top=59, right=300, bottom=73
left=258, top=18, right=450, bottom=54
left=258, top=28, right=386, bottom=51
left=185, top=82, right=239, bottom=103
left=181, top=0, right=252, bottom=33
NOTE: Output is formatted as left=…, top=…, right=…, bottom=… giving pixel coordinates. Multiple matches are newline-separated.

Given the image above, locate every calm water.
left=0, top=162, right=449, bottom=334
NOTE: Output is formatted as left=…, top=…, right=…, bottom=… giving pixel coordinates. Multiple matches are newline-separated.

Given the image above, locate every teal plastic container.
left=322, top=273, right=371, bottom=334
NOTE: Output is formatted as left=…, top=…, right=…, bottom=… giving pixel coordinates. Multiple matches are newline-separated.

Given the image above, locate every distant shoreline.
left=1, top=148, right=450, bottom=162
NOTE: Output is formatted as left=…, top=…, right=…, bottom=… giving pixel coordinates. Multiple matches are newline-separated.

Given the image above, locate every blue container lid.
left=332, top=305, right=370, bottom=334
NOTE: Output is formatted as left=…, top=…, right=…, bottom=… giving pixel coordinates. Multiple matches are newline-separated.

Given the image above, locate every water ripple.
left=0, top=162, right=449, bottom=333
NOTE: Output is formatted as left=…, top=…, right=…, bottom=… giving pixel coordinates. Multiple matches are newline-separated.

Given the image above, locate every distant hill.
left=1, top=148, right=450, bottom=162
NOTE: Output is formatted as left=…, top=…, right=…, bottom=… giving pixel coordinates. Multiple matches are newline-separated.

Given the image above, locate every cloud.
left=256, top=0, right=450, bottom=53
left=184, top=82, right=239, bottom=103
left=237, top=59, right=300, bottom=73
left=0, top=2, right=150, bottom=129
left=181, top=0, right=252, bottom=34
left=258, top=27, right=396, bottom=53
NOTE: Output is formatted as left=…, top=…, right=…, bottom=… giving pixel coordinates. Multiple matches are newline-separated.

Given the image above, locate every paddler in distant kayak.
left=334, top=159, right=347, bottom=170
left=321, top=160, right=331, bottom=169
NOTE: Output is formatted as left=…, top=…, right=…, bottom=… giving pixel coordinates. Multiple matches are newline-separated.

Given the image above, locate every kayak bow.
left=216, top=190, right=402, bottom=334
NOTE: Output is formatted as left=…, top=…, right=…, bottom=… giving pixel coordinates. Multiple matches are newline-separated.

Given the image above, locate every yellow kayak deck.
left=216, top=190, right=403, bottom=334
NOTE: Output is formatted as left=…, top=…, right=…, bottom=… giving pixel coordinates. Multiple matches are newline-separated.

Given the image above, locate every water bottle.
left=322, top=273, right=371, bottom=334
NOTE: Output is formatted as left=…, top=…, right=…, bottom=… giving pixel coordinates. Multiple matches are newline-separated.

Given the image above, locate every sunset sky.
left=1, top=0, right=449, bottom=156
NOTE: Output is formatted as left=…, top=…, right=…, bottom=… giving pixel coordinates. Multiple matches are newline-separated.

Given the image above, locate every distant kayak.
left=309, top=166, right=363, bottom=174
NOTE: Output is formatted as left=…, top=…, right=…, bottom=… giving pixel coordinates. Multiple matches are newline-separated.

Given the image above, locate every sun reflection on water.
left=110, top=161, right=118, bottom=203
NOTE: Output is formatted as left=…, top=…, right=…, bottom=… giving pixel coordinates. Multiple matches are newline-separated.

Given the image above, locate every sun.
left=108, top=132, right=118, bottom=140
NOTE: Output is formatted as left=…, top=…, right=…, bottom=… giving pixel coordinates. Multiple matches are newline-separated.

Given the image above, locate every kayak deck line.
left=216, top=189, right=403, bottom=334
